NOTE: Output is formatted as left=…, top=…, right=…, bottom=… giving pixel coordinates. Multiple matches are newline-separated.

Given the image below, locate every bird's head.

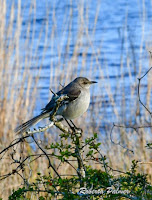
left=74, top=77, right=97, bottom=89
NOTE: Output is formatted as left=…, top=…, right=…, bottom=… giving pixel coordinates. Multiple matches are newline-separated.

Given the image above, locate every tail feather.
left=15, top=112, right=49, bottom=134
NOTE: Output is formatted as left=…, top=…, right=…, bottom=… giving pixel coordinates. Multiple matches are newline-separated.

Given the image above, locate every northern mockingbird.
left=15, top=77, right=97, bottom=134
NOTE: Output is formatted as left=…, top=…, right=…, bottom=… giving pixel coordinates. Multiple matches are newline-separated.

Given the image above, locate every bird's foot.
left=71, top=127, right=83, bottom=136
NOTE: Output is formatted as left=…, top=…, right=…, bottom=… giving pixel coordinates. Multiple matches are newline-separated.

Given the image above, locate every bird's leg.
left=64, top=119, right=75, bottom=133
left=70, top=120, right=83, bottom=134
left=64, top=119, right=82, bottom=135
left=69, top=120, right=77, bottom=128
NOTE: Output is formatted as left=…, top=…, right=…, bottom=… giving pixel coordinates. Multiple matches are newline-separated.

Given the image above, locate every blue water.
left=6, top=0, right=152, bottom=129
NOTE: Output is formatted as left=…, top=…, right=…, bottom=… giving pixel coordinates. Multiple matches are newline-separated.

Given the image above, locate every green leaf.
left=39, top=197, right=45, bottom=200
left=93, top=133, right=98, bottom=138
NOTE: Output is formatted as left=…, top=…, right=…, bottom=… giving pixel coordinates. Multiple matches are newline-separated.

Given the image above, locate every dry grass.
left=0, top=0, right=152, bottom=199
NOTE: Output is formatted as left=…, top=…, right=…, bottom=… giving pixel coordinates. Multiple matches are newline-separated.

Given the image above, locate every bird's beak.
left=90, top=81, right=97, bottom=84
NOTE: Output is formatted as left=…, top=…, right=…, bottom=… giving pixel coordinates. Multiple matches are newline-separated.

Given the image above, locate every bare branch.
left=49, top=88, right=58, bottom=96
left=110, top=123, right=134, bottom=154
left=137, top=66, right=152, bottom=117
left=31, top=134, right=61, bottom=179
left=0, top=135, right=29, bottom=157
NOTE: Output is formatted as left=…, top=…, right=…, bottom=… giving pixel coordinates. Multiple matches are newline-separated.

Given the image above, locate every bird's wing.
left=42, top=83, right=81, bottom=112
left=57, top=83, right=81, bottom=101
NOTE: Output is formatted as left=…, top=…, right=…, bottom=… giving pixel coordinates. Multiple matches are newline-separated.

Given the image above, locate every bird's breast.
left=57, top=90, right=90, bottom=120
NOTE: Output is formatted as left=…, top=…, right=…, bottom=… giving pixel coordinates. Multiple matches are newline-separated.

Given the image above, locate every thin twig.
left=137, top=66, right=152, bottom=117
left=31, top=134, right=61, bottom=179
left=49, top=88, right=58, bottom=96
left=110, top=123, right=134, bottom=154
left=0, top=135, right=30, bottom=156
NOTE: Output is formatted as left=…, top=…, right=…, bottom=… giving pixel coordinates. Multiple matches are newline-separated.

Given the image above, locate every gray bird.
left=15, top=77, right=97, bottom=134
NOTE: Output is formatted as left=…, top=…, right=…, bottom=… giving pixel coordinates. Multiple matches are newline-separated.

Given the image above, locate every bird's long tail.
left=15, top=111, right=50, bottom=135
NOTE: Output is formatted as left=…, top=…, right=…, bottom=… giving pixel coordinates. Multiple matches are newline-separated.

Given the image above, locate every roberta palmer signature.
left=77, top=182, right=129, bottom=196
